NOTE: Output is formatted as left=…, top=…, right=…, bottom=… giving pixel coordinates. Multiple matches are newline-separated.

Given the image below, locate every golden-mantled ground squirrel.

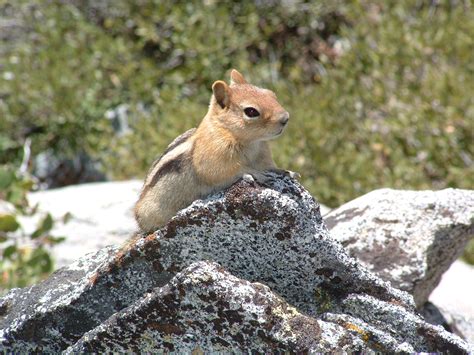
left=134, top=69, right=295, bottom=233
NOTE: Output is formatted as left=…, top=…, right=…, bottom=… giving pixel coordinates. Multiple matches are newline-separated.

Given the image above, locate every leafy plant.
left=463, top=239, right=474, bottom=265
left=0, top=142, right=65, bottom=293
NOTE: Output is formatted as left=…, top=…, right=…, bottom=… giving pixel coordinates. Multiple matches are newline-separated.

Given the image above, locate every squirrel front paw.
left=268, top=168, right=301, bottom=180
left=242, top=173, right=255, bottom=182
left=286, top=170, right=301, bottom=179
left=242, top=169, right=299, bottom=185
left=242, top=171, right=271, bottom=184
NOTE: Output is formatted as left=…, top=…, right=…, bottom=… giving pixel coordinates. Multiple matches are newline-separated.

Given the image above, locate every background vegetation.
left=1, top=0, right=473, bottom=288
left=0, top=168, right=64, bottom=291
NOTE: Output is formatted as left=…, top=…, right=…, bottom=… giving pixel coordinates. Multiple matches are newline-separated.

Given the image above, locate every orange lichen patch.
left=344, top=322, right=370, bottom=343
left=113, top=250, right=127, bottom=267
left=88, top=263, right=114, bottom=286
left=110, top=232, right=152, bottom=268
left=88, top=272, right=100, bottom=286
left=388, top=298, right=405, bottom=308
left=145, top=232, right=156, bottom=243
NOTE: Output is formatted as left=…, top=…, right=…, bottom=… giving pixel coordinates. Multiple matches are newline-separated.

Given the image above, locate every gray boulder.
left=66, top=260, right=367, bottom=353
left=0, top=175, right=470, bottom=352
left=325, top=188, right=474, bottom=306
left=66, top=260, right=470, bottom=353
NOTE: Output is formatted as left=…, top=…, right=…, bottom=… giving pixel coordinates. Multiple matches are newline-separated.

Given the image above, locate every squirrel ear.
left=212, top=80, right=230, bottom=109
left=230, top=69, right=247, bottom=85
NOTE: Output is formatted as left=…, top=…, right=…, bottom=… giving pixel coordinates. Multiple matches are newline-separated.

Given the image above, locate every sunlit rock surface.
left=1, top=175, right=470, bottom=352
left=325, top=188, right=474, bottom=306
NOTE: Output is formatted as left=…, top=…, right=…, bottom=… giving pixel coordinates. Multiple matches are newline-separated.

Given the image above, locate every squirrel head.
left=209, top=69, right=289, bottom=142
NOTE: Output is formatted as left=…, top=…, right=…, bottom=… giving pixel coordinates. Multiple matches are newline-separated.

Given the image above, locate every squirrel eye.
left=244, top=107, right=260, bottom=118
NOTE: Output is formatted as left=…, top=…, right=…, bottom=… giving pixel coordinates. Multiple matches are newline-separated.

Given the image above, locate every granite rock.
left=325, top=188, right=474, bottom=306
left=65, top=261, right=367, bottom=353
left=0, top=174, right=470, bottom=352
left=66, top=260, right=470, bottom=353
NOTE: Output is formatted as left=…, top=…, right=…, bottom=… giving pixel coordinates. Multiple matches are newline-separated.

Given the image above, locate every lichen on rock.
left=0, top=173, right=471, bottom=353
left=66, top=261, right=365, bottom=353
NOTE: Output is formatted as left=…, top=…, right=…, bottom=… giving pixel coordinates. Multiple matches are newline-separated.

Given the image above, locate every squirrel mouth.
left=262, top=127, right=285, bottom=141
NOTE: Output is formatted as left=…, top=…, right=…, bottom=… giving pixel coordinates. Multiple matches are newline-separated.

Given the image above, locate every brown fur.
left=134, top=69, right=291, bottom=233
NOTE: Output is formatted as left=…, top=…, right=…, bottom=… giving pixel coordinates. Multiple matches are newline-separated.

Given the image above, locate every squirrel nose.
left=279, top=112, right=289, bottom=126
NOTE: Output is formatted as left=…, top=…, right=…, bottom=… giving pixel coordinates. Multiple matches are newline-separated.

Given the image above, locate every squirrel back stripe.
left=147, top=128, right=196, bottom=174
left=148, top=152, right=187, bottom=189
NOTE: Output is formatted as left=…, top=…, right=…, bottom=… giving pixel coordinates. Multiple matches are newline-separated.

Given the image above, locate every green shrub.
left=463, top=238, right=474, bottom=265
left=276, top=2, right=474, bottom=205
left=0, top=160, right=65, bottom=294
